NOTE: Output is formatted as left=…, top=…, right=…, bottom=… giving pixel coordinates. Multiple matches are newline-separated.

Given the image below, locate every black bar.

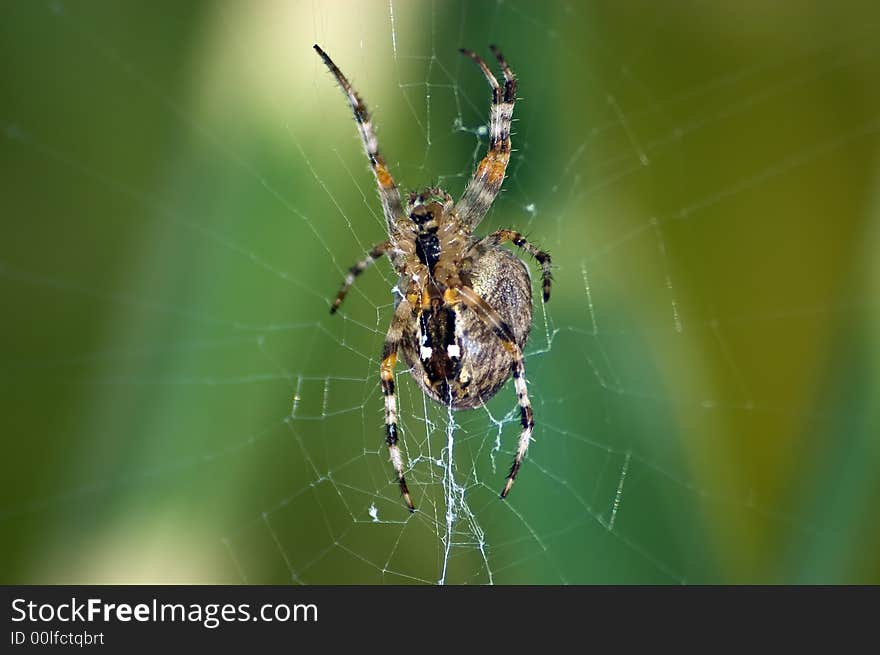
left=2, top=586, right=876, bottom=650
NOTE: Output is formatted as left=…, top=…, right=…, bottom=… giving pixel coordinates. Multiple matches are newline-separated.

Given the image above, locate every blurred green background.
left=1, top=0, right=878, bottom=584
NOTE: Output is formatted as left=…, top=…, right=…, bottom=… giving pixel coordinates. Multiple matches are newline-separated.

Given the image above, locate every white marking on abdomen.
left=447, top=344, right=460, bottom=358
left=420, top=345, right=433, bottom=360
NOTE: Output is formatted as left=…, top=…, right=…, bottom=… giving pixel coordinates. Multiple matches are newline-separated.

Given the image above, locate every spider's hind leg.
left=381, top=299, right=416, bottom=511
left=449, top=286, right=534, bottom=499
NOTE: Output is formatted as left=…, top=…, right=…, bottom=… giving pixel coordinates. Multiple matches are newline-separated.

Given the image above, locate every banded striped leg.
left=456, top=45, right=517, bottom=229
left=330, top=241, right=390, bottom=314
left=486, top=229, right=552, bottom=302
left=381, top=299, right=415, bottom=511
left=452, top=286, right=534, bottom=499
left=313, top=45, right=405, bottom=234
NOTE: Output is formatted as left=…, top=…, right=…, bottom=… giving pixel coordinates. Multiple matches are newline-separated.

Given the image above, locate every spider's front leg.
left=450, top=286, right=535, bottom=499
left=314, top=45, right=407, bottom=237
left=484, top=229, right=552, bottom=302
left=330, top=241, right=391, bottom=314
left=381, top=299, right=416, bottom=511
left=456, top=45, right=518, bottom=229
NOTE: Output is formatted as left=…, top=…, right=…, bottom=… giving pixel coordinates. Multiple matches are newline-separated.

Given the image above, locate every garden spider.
left=315, top=44, right=551, bottom=511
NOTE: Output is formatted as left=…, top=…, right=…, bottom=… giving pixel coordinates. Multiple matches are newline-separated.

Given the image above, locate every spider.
left=315, top=44, right=551, bottom=511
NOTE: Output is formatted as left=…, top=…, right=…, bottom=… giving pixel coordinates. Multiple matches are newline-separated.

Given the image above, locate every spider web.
left=1, top=0, right=879, bottom=584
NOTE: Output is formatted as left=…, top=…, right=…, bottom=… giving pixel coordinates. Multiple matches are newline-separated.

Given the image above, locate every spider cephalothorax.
left=315, top=44, right=551, bottom=511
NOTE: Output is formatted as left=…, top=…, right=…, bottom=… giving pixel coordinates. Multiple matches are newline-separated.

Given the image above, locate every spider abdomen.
left=400, top=246, right=532, bottom=410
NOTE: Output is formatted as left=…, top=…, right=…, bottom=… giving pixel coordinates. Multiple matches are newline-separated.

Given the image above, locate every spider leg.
left=330, top=241, right=391, bottom=314
left=447, top=286, right=534, bottom=499
left=483, top=229, right=552, bottom=302
left=314, top=45, right=405, bottom=236
left=381, top=299, right=415, bottom=511
left=456, top=45, right=518, bottom=229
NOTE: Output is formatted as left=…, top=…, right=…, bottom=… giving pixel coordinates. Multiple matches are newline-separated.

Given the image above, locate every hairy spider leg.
left=484, top=229, right=553, bottom=302
left=330, top=241, right=391, bottom=314
left=456, top=45, right=518, bottom=229
left=447, top=286, right=535, bottom=499
left=313, top=45, right=406, bottom=236
left=381, top=300, right=415, bottom=511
